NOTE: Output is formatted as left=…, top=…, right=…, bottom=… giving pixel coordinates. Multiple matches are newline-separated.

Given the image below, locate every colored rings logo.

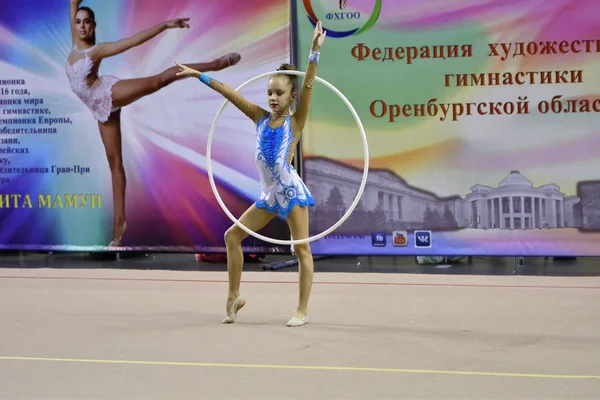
left=303, top=0, right=382, bottom=38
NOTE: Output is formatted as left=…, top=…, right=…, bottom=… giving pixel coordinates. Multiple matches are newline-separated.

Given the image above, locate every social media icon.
left=392, top=231, right=408, bottom=247
left=371, top=232, right=387, bottom=247
left=414, top=230, right=432, bottom=248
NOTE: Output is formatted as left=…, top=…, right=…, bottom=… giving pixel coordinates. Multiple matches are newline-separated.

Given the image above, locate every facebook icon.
left=414, top=230, right=432, bottom=248
left=371, top=232, right=387, bottom=247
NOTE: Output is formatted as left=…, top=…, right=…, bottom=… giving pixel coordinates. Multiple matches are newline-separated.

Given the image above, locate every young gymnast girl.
left=66, top=0, right=241, bottom=247
left=175, top=21, right=327, bottom=327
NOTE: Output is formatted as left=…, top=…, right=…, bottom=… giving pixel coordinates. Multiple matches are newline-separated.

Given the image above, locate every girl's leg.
left=111, top=52, right=241, bottom=109
left=286, top=205, right=313, bottom=326
left=223, top=204, right=276, bottom=320
left=98, top=111, right=127, bottom=245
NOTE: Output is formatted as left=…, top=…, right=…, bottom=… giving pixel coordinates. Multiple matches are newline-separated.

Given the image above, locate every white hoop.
left=206, top=69, right=369, bottom=246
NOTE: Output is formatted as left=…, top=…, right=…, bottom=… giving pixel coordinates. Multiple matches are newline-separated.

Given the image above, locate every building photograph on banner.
left=0, top=0, right=293, bottom=252
left=296, top=0, right=600, bottom=256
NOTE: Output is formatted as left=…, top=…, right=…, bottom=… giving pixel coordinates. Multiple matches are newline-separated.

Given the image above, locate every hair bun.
left=277, top=63, right=297, bottom=71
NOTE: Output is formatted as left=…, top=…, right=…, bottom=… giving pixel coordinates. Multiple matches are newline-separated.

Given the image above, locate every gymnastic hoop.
left=206, top=70, right=369, bottom=246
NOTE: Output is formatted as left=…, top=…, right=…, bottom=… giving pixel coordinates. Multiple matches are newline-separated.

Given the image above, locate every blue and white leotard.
left=253, top=113, right=314, bottom=216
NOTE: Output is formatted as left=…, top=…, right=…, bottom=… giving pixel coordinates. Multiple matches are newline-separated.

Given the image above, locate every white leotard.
left=65, top=45, right=120, bottom=123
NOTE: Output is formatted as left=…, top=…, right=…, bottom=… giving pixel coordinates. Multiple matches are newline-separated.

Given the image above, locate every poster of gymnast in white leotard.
left=65, top=0, right=241, bottom=247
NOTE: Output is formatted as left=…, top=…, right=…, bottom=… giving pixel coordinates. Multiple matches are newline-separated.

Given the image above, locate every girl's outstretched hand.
left=165, top=18, right=190, bottom=29
left=312, top=20, right=326, bottom=51
left=175, top=61, right=200, bottom=78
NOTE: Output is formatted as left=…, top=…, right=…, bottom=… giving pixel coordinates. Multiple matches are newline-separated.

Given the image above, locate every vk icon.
left=371, top=232, right=387, bottom=247
left=414, top=230, right=432, bottom=248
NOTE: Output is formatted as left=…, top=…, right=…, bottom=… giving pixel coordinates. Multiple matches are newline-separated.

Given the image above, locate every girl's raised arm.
left=292, top=21, right=326, bottom=132
left=69, top=0, right=83, bottom=44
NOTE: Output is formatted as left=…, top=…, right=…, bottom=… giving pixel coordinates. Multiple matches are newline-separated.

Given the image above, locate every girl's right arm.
left=69, top=0, right=83, bottom=44
left=197, top=72, right=268, bottom=125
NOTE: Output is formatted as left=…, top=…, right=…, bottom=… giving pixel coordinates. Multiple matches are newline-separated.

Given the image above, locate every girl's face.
left=267, top=76, right=296, bottom=113
left=75, top=10, right=96, bottom=41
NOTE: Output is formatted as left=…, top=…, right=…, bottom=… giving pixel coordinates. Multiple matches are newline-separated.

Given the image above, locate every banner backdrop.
left=0, top=0, right=292, bottom=252
left=296, top=0, right=600, bottom=256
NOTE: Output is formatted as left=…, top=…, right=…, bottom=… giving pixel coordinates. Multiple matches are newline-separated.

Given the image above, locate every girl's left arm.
left=292, top=21, right=326, bottom=132
left=291, top=48, right=320, bottom=132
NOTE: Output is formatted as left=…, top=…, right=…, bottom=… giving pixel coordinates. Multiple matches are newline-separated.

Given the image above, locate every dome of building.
left=498, top=170, right=533, bottom=188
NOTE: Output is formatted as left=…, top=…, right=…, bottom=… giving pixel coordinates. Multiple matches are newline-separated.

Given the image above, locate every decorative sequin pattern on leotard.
left=65, top=45, right=120, bottom=123
left=254, top=114, right=314, bottom=216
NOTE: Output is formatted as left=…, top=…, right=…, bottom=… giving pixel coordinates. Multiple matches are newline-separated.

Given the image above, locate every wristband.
left=198, top=72, right=221, bottom=86
left=308, top=49, right=320, bottom=65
